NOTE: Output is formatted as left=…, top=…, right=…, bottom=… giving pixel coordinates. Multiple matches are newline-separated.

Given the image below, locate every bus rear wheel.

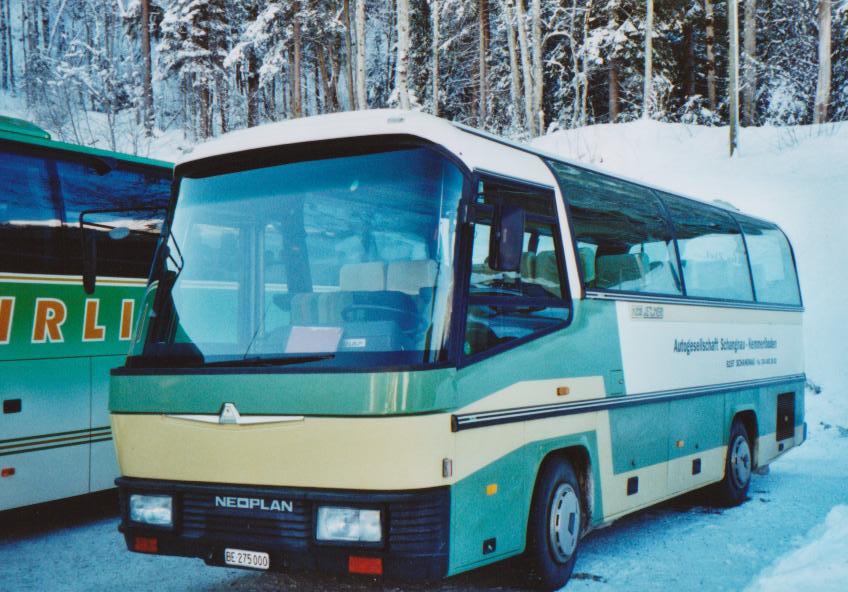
left=712, top=418, right=753, bottom=507
left=525, top=457, right=583, bottom=590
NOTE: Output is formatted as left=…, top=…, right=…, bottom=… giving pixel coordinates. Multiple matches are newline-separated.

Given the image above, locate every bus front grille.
left=181, top=492, right=312, bottom=549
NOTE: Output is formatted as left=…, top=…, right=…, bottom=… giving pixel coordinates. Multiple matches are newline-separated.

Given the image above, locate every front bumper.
left=117, top=477, right=449, bottom=581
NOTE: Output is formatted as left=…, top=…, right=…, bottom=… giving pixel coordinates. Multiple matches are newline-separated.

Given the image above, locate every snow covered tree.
left=159, top=0, right=229, bottom=139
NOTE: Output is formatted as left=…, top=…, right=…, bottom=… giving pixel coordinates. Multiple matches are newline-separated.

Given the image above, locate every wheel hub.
left=548, top=483, right=580, bottom=562
left=730, top=435, right=752, bottom=488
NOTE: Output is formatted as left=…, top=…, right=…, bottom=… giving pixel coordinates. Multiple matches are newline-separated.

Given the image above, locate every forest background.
left=0, top=0, right=845, bottom=156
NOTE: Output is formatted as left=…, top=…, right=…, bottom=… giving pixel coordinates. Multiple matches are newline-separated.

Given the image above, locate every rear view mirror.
left=109, top=226, right=131, bottom=240
left=488, top=204, right=525, bottom=272
left=79, top=205, right=166, bottom=296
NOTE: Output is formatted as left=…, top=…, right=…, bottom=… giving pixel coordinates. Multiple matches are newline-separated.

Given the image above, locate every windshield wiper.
left=200, top=354, right=336, bottom=368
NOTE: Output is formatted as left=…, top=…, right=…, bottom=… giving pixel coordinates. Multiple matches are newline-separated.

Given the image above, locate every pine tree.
left=159, top=0, right=229, bottom=139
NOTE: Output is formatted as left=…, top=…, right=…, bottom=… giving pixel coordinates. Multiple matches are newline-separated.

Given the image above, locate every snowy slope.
left=745, top=505, right=848, bottom=592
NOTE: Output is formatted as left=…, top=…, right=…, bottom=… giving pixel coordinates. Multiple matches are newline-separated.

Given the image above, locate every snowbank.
left=744, top=505, right=848, bottom=592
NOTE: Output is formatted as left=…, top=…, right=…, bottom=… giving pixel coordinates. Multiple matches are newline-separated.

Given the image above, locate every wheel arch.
left=531, top=442, right=597, bottom=533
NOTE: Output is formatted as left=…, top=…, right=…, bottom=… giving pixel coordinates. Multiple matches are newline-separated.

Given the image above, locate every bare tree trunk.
left=579, top=1, right=592, bottom=126
left=502, top=0, right=522, bottom=128
left=386, top=1, right=395, bottom=100
left=683, top=20, right=696, bottom=98
left=199, top=80, right=211, bottom=139
left=140, top=0, right=153, bottom=135
left=309, top=64, right=319, bottom=115
left=318, top=48, right=334, bottom=113
left=741, top=0, right=756, bottom=126
left=266, top=79, right=277, bottom=119
left=217, top=73, right=229, bottom=133
left=22, top=0, right=37, bottom=107
left=395, top=0, right=411, bottom=109
left=515, top=0, right=535, bottom=135
left=6, top=0, right=12, bottom=90
left=530, top=0, right=543, bottom=133
left=283, top=63, right=291, bottom=116
left=813, top=0, right=831, bottom=123
left=705, top=0, right=717, bottom=111
left=292, top=2, right=303, bottom=118
left=316, top=45, right=338, bottom=113
left=355, top=0, right=367, bottom=109
left=728, top=0, right=740, bottom=155
left=330, top=39, right=344, bottom=110
left=608, top=60, right=619, bottom=122
left=0, top=0, right=7, bottom=90
left=246, top=51, right=259, bottom=127
left=39, top=0, right=48, bottom=49
left=642, top=0, right=653, bottom=119
left=432, top=0, right=440, bottom=116
left=607, top=8, right=619, bottom=122
left=478, top=0, right=489, bottom=125
left=343, top=0, right=354, bottom=110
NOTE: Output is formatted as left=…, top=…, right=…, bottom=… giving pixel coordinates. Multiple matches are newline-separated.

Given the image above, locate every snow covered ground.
left=1, top=114, right=846, bottom=591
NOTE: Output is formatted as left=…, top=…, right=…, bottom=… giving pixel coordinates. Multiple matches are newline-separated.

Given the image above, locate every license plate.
left=224, top=548, right=270, bottom=570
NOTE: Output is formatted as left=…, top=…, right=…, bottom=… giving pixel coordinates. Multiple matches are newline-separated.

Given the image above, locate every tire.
left=524, top=457, right=583, bottom=590
left=712, top=418, right=753, bottom=507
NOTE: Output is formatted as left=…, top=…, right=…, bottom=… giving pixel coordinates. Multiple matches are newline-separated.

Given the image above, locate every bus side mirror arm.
left=489, top=204, right=524, bottom=273
left=82, top=230, right=97, bottom=295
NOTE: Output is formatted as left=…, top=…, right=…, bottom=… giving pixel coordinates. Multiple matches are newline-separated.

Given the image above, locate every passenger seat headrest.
left=386, top=260, right=438, bottom=295
left=534, top=251, right=561, bottom=288
left=339, top=262, right=386, bottom=291
left=578, top=246, right=596, bottom=284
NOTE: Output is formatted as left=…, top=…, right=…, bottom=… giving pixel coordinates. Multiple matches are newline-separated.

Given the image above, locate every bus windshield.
left=143, top=146, right=465, bottom=368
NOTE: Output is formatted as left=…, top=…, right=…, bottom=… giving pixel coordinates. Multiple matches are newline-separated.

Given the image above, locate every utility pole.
left=813, top=0, right=832, bottom=123
left=642, top=0, right=653, bottom=119
left=728, top=0, right=740, bottom=156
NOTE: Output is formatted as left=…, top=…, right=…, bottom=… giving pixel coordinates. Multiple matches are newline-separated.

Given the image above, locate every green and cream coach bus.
left=110, top=110, right=804, bottom=589
left=0, top=115, right=171, bottom=511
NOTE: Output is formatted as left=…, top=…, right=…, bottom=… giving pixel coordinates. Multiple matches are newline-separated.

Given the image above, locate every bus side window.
left=0, top=144, right=63, bottom=274
left=546, top=160, right=682, bottom=296
left=463, top=178, right=569, bottom=358
left=660, top=193, right=754, bottom=302
left=737, top=218, right=801, bottom=306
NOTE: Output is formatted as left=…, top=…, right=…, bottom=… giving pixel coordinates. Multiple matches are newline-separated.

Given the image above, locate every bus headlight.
left=316, top=507, right=381, bottom=543
left=129, top=494, right=173, bottom=527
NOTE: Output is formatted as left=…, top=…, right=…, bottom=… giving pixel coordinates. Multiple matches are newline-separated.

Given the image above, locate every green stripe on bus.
left=0, top=436, right=113, bottom=457
left=0, top=430, right=112, bottom=452
left=0, top=426, right=111, bottom=446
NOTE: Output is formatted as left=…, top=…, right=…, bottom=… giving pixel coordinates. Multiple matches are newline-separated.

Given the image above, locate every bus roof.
left=178, top=109, right=776, bottom=228
left=0, top=115, right=52, bottom=139
left=0, top=114, right=173, bottom=170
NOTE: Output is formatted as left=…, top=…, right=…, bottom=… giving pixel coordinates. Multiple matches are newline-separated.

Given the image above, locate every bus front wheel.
left=712, top=418, right=753, bottom=506
left=524, top=457, right=583, bottom=590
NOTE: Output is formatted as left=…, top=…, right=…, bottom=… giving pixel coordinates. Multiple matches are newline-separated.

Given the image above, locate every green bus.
left=110, top=110, right=804, bottom=589
left=0, top=116, right=171, bottom=511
